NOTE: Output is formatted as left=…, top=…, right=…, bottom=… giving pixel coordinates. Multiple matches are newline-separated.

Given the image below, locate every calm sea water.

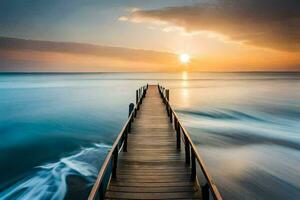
left=0, top=72, right=299, bottom=200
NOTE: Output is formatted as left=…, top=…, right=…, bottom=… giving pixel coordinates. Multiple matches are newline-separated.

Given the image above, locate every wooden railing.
left=158, top=85, right=223, bottom=200
left=88, top=84, right=149, bottom=200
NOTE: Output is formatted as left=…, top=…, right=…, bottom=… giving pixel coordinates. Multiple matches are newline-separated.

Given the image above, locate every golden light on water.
left=179, top=53, right=190, bottom=64
left=182, top=71, right=188, bottom=80
left=180, top=71, right=189, bottom=106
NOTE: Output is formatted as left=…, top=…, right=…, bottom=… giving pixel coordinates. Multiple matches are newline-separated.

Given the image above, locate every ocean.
left=0, top=72, right=299, bottom=199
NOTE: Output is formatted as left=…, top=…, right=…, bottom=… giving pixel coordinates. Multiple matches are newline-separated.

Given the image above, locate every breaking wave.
left=0, top=143, right=111, bottom=200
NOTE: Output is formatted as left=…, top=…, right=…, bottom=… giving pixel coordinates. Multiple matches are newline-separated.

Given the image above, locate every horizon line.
left=0, top=71, right=299, bottom=74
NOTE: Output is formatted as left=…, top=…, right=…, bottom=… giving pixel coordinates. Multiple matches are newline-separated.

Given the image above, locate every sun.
left=179, top=53, right=190, bottom=64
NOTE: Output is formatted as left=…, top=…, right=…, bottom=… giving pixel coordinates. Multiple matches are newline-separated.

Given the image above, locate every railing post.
left=143, top=86, right=146, bottom=97
left=128, top=120, right=131, bottom=133
left=123, top=127, right=128, bottom=152
left=129, top=104, right=134, bottom=117
left=176, top=121, right=181, bottom=150
left=137, top=89, right=140, bottom=110
left=138, top=88, right=140, bottom=98
left=97, top=182, right=104, bottom=200
left=185, top=135, right=190, bottom=165
left=138, top=88, right=141, bottom=105
left=134, top=107, right=137, bottom=117
left=191, top=150, right=196, bottom=180
left=136, top=90, right=138, bottom=104
left=112, top=147, right=118, bottom=178
left=140, top=88, right=143, bottom=104
left=170, top=107, right=173, bottom=123
left=166, top=103, right=170, bottom=116
left=128, top=103, right=134, bottom=132
left=202, top=183, right=210, bottom=200
left=159, top=85, right=163, bottom=97
left=166, top=89, right=169, bottom=101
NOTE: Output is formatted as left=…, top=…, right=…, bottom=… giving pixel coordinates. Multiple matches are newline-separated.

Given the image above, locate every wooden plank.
left=105, top=85, right=201, bottom=199
left=105, top=191, right=201, bottom=199
left=117, top=172, right=191, bottom=176
left=107, top=186, right=196, bottom=193
left=109, top=181, right=195, bottom=187
left=114, top=174, right=191, bottom=179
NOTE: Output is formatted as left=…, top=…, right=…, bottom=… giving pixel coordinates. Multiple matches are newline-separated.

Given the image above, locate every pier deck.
left=105, top=85, right=201, bottom=199
left=89, top=84, right=222, bottom=200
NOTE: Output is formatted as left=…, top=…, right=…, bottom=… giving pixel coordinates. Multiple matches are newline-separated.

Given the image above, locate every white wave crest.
left=0, top=143, right=111, bottom=200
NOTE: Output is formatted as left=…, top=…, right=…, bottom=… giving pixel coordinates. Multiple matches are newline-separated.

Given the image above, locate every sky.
left=0, top=0, right=299, bottom=72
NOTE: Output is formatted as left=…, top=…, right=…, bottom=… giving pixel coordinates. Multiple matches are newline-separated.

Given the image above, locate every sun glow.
left=179, top=53, right=190, bottom=64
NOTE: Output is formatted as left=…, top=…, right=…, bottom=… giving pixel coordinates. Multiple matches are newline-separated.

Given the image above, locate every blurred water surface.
left=0, top=72, right=299, bottom=200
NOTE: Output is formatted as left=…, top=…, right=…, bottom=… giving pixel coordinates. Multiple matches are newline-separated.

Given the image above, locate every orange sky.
left=0, top=0, right=299, bottom=72
left=1, top=37, right=299, bottom=72
left=0, top=38, right=178, bottom=72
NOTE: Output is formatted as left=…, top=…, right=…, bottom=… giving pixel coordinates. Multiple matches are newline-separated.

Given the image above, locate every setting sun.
left=179, top=53, right=190, bottom=64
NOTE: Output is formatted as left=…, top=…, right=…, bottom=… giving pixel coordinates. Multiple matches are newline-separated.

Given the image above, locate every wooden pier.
left=89, top=85, right=222, bottom=200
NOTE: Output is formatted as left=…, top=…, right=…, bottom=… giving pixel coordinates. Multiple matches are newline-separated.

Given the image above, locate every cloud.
left=123, top=0, right=300, bottom=52
left=0, top=36, right=299, bottom=72
left=118, top=16, right=128, bottom=21
left=0, top=37, right=176, bottom=63
left=0, top=37, right=178, bottom=71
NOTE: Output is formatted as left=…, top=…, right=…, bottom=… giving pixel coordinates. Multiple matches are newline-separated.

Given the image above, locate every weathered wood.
left=107, top=185, right=195, bottom=193
left=105, top=85, right=201, bottom=199
left=105, top=191, right=201, bottom=199
left=109, top=181, right=195, bottom=187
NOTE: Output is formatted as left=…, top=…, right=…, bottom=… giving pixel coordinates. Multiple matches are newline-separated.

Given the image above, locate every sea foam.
left=0, top=143, right=111, bottom=200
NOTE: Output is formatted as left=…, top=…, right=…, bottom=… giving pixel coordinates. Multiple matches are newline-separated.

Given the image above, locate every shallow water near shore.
left=0, top=72, right=299, bottom=199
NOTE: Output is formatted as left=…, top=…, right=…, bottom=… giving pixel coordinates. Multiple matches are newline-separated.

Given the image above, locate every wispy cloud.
left=121, top=0, right=300, bottom=52
left=0, top=37, right=177, bottom=63
left=1, top=36, right=299, bottom=72
left=0, top=37, right=178, bottom=72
